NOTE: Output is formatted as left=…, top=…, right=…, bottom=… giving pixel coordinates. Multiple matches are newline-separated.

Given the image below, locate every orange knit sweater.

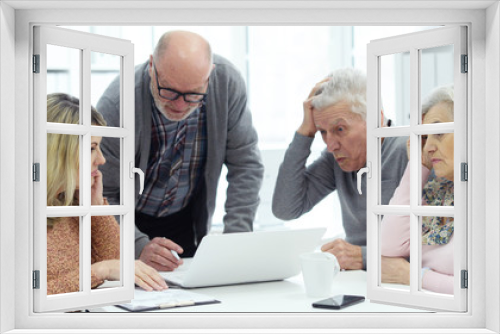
left=47, top=212, right=120, bottom=295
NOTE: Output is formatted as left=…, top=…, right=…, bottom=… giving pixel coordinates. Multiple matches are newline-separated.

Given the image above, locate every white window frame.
left=32, top=25, right=136, bottom=312
left=1, top=1, right=498, bottom=333
left=366, top=25, right=468, bottom=312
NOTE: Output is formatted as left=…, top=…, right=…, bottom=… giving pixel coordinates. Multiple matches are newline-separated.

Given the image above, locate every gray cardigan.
left=97, top=55, right=264, bottom=258
left=272, top=133, right=408, bottom=269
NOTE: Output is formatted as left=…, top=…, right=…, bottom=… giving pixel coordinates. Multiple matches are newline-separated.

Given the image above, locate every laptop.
left=160, top=227, right=326, bottom=288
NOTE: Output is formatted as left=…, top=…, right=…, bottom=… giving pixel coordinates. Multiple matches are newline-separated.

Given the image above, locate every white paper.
left=118, top=288, right=218, bottom=311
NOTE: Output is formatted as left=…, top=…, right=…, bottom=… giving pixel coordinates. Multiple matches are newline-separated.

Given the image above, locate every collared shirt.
left=136, top=100, right=207, bottom=217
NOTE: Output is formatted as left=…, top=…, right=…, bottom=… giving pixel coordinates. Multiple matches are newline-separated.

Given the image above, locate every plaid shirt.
left=136, top=101, right=207, bottom=217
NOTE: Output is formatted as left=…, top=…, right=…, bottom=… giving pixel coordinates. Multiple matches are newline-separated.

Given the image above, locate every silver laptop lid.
left=166, top=227, right=326, bottom=288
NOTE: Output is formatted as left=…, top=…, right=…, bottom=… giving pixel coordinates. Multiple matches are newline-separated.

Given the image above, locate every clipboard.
left=116, top=288, right=220, bottom=312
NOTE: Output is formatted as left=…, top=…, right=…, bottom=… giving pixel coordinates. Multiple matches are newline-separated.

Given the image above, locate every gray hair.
left=421, top=84, right=454, bottom=118
left=311, top=68, right=367, bottom=120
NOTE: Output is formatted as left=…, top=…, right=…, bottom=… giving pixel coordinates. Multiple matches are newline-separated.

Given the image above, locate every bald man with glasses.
left=97, top=31, right=264, bottom=272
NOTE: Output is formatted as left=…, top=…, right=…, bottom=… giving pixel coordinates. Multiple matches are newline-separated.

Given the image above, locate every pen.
left=171, top=249, right=180, bottom=261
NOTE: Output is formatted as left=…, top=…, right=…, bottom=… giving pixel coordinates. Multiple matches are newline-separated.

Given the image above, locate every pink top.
left=381, top=164, right=454, bottom=294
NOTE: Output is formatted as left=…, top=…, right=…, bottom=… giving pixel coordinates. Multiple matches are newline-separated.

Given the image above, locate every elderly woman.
left=380, top=85, right=455, bottom=294
left=46, top=93, right=168, bottom=295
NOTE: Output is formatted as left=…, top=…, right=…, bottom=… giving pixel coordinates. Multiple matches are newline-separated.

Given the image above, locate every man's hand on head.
left=139, top=237, right=184, bottom=272
left=321, top=239, right=363, bottom=270
left=297, top=77, right=331, bottom=138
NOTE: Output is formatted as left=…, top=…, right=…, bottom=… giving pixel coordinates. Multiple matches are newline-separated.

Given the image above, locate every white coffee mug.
left=300, top=252, right=340, bottom=298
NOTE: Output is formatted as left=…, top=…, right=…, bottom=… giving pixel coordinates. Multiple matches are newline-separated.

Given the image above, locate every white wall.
left=486, top=2, right=500, bottom=332
left=0, top=2, right=16, bottom=333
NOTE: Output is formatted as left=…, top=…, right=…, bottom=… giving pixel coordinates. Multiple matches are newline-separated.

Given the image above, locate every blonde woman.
left=46, top=93, right=168, bottom=295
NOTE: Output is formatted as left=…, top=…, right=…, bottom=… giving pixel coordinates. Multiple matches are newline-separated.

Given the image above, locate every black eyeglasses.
left=152, top=61, right=208, bottom=103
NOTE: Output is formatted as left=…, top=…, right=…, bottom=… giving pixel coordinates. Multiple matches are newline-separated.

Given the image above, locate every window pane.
left=380, top=214, right=411, bottom=292
left=380, top=137, right=409, bottom=206
left=419, top=133, right=454, bottom=206
left=99, top=137, right=122, bottom=206
left=420, top=45, right=454, bottom=125
left=90, top=135, right=116, bottom=206
left=91, top=51, right=121, bottom=127
left=91, top=215, right=122, bottom=290
left=47, top=134, right=80, bottom=207
left=421, top=215, right=454, bottom=296
left=381, top=52, right=410, bottom=127
left=47, top=44, right=81, bottom=124
left=47, top=216, right=81, bottom=295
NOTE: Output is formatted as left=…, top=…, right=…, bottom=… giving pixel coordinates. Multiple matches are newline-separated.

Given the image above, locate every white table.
left=89, top=270, right=427, bottom=313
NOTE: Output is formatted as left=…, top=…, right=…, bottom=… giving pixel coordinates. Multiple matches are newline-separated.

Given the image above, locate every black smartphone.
left=312, top=295, right=365, bottom=310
